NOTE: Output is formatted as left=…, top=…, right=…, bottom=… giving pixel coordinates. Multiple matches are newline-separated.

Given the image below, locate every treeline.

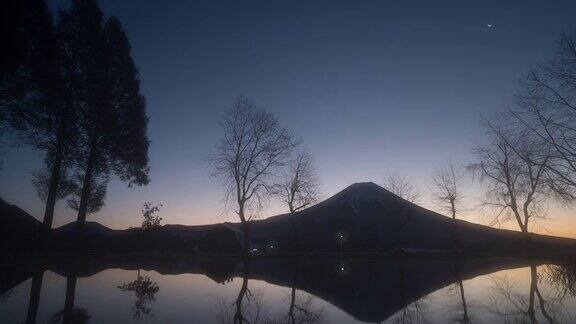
left=0, top=0, right=150, bottom=231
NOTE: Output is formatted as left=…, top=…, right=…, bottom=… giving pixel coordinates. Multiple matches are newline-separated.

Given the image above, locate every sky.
left=2, top=0, right=576, bottom=235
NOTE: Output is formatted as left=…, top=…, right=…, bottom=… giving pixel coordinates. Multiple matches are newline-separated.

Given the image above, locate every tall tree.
left=58, top=0, right=150, bottom=227
left=104, top=17, right=150, bottom=187
left=272, top=151, right=321, bottom=244
left=0, top=0, right=28, bottom=170
left=0, top=0, right=76, bottom=230
left=58, top=0, right=113, bottom=226
left=210, top=97, right=299, bottom=255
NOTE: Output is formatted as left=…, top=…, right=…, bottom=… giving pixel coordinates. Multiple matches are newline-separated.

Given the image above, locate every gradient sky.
left=2, top=0, right=576, bottom=235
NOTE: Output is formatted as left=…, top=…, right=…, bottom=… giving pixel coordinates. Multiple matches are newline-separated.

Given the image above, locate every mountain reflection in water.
left=1, top=256, right=576, bottom=323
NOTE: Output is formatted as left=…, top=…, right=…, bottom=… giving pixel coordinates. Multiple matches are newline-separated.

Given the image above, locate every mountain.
left=0, top=198, right=42, bottom=251
left=248, top=182, right=576, bottom=256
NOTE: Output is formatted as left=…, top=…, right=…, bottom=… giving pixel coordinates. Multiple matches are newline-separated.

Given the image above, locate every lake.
left=1, top=256, right=575, bottom=323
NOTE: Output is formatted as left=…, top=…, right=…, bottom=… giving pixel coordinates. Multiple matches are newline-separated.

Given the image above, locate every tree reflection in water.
left=545, top=265, right=576, bottom=298
left=390, top=257, right=430, bottom=324
left=443, top=279, right=473, bottom=324
left=25, top=270, right=44, bottom=324
left=214, top=279, right=271, bottom=323
left=286, top=290, right=327, bottom=324
left=117, top=269, right=160, bottom=318
left=286, top=260, right=327, bottom=324
left=214, top=259, right=271, bottom=324
left=445, top=261, right=473, bottom=323
left=48, top=273, right=91, bottom=324
left=214, top=259, right=326, bottom=324
left=487, top=265, right=573, bottom=323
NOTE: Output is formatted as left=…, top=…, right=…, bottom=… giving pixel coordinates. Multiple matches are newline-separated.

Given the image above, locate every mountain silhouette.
left=248, top=182, right=576, bottom=255
left=3, top=182, right=576, bottom=256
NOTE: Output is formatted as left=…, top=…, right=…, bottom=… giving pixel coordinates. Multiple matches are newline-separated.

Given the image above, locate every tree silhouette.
left=430, top=161, right=466, bottom=247
left=272, top=151, right=320, bottom=245
left=430, top=161, right=465, bottom=220
left=210, top=97, right=299, bottom=255
left=468, top=114, right=553, bottom=234
left=57, top=0, right=150, bottom=227
left=382, top=172, right=421, bottom=204
left=31, top=168, right=75, bottom=204
left=141, top=202, right=163, bottom=229
left=510, top=30, right=576, bottom=200
left=1, top=0, right=77, bottom=231
left=382, top=173, right=420, bottom=249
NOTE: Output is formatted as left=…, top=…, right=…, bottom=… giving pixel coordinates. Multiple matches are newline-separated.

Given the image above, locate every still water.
left=1, top=256, right=576, bottom=323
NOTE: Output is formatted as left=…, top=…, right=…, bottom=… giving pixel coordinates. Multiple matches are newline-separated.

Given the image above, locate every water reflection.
left=545, top=265, right=576, bottom=298
left=2, top=255, right=576, bottom=323
left=487, top=265, right=574, bottom=323
left=214, top=259, right=327, bottom=324
left=449, top=262, right=471, bottom=324
left=25, top=270, right=43, bottom=324
left=117, top=269, right=160, bottom=318
left=48, top=271, right=91, bottom=324
left=286, top=260, right=327, bottom=324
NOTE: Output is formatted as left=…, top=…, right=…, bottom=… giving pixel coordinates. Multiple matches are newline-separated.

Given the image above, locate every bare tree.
left=210, top=97, right=299, bottom=254
left=468, top=114, right=553, bottom=234
left=272, top=151, right=320, bottom=245
left=274, top=151, right=321, bottom=214
left=430, top=161, right=464, bottom=219
left=510, top=30, right=576, bottom=201
left=382, top=172, right=421, bottom=249
left=382, top=172, right=421, bottom=203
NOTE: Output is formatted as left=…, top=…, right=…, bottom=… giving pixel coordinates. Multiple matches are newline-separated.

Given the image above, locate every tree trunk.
left=238, top=204, right=250, bottom=257
left=76, top=143, right=97, bottom=228
left=288, top=260, right=298, bottom=324
left=458, top=280, right=469, bottom=323
left=450, top=199, right=458, bottom=249
left=63, top=274, right=77, bottom=324
left=25, top=271, right=44, bottom=324
left=289, top=286, right=296, bottom=324
left=42, top=124, right=66, bottom=232
left=234, top=261, right=249, bottom=324
left=290, top=212, right=297, bottom=248
left=528, top=266, right=537, bottom=324
left=241, top=221, right=250, bottom=257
